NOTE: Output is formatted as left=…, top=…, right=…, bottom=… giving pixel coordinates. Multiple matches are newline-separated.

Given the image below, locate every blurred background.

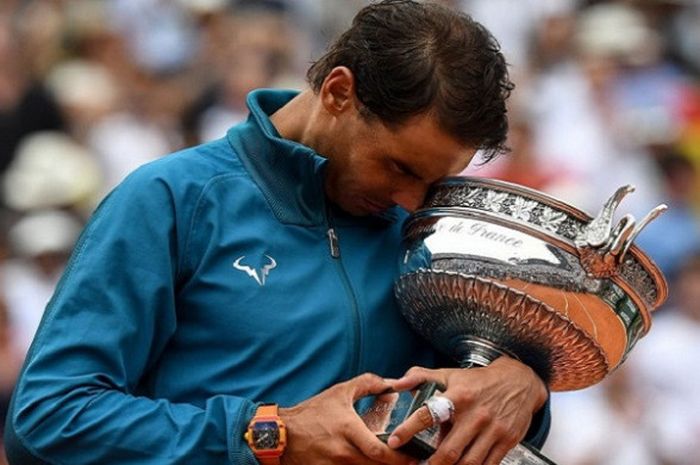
left=0, top=0, right=699, bottom=464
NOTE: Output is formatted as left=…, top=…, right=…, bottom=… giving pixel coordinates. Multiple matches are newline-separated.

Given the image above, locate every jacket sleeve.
left=524, top=394, right=551, bottom=449
left=4, top=166, right=260, bottom=465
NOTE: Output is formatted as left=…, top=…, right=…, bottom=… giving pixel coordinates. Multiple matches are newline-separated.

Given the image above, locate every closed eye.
left=391, top=160, right=422, bottom=181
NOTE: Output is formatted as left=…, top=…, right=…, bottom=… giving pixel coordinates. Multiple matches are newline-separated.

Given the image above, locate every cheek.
left=331, top=150, right=399, bottom=198
left=339, top=161, right=386, bottom=191
left=360, top=171, right=397, bottom=197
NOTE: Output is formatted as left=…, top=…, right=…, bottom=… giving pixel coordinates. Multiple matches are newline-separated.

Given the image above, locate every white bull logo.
left=233, top=255, right=277, bottom=286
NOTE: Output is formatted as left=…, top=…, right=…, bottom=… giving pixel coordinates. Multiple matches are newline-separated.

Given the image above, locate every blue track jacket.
left=5, top=89, right=549, bottom=464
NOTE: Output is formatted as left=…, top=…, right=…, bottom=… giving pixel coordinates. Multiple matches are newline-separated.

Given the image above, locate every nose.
left=391, top=186, right=427, bottom=213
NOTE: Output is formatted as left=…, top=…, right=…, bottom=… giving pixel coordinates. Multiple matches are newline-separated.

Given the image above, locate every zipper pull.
left=327, top=227, right=340, bottom=258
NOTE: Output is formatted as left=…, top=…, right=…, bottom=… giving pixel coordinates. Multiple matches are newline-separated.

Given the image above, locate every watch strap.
left=259, top=458, right=281, bottom=465
left=257, top=404, right=279, bottom=417
left=259, top=457, right=281, bottom=465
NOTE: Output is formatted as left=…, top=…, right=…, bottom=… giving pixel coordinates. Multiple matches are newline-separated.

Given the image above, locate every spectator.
left=2, top=210, right=83, bottom=355
left=636, top=153, right=700, bottom=280
left=1, top=131, right=102, bottom=216
left=0, top=298, right=21, bottom=465
left=0, top=18, right=65, bottom=175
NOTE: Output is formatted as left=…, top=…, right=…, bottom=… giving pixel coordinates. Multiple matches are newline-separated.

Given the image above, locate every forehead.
left=374, top=113, right=474, bottom=181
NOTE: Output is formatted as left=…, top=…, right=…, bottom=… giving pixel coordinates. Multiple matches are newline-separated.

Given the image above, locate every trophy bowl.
left=396, top=176, right=668, bottom=391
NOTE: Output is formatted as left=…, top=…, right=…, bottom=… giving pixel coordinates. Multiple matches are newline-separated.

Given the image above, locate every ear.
left=319, top=66, right=357, bottom=116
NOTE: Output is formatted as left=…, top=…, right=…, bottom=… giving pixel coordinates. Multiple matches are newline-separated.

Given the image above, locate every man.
left=5, top=2, right=549, bottom=465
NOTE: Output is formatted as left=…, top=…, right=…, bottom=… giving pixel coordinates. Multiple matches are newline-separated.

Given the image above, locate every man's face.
left=323, top=111, right=476, bottom=216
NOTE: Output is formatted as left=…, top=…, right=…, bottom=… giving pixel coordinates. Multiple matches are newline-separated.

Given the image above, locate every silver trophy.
left=365, top=177, right=668, bottom=464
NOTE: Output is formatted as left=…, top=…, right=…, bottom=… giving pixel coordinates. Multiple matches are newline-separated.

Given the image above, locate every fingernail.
left=387, top=435, right=400, bottom=448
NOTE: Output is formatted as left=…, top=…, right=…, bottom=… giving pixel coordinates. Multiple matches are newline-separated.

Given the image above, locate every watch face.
left=252, top=421, right=280, bottom=450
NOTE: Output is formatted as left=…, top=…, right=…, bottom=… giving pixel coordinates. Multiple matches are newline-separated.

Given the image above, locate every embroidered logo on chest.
left=233, top=255, right=277, bottom=286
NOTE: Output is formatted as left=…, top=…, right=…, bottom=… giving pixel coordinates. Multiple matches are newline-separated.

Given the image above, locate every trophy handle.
left=576, top=185, right=635, bottom=248
left=575, top=185, right=667, bottom=278
left=619, top=204, right=668, bottom=258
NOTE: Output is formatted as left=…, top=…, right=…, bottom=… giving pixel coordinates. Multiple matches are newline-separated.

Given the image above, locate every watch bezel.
left=246, top=415, right=287, bottom=458
left=252, top=420, right=281, bottom=450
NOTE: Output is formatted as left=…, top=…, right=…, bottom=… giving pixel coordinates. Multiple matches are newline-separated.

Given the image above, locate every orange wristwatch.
left=244, top=403, right=287, bottom=465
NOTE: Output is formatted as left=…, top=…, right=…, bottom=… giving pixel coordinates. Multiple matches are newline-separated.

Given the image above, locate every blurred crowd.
left=0, top=0, right=699, bottom=464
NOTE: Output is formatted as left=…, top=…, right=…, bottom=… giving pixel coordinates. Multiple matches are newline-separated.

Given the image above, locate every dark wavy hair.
left=307, top=0, right=514, bottom=161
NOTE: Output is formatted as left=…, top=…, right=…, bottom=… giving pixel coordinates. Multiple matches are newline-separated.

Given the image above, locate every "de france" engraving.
left=437, top=220, right=523, bottom=248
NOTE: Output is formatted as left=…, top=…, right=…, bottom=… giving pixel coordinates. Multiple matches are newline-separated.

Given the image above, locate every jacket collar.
left=227, top=88, right=400, bottom=227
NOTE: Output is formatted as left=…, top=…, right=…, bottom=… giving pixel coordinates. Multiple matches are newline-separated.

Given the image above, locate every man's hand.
left=386, top=357, right=548, bottom=465
left=279, top=373, right=417, bottom=465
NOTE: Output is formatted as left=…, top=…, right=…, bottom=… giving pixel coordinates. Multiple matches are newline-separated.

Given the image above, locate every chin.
left=334, top=199, right=371, bottom=216
left=344, top=205, right=373, bottom=216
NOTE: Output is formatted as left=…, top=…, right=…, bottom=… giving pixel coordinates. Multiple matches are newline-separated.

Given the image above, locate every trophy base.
left=362, top=381, right=557, bottom=464
left=361, top=382, right=448, bottom=460
left=362, top=381, right=556, bottom=464
left=361, top=338, right=558, bottom=464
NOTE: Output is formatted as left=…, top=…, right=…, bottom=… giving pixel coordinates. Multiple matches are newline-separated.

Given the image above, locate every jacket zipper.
left=325, top=206, right=362, bottom=377
left=327, top=228, right=340, bottom=258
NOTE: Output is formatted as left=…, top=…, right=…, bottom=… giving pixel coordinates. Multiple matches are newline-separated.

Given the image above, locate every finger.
left=386, top=405, right=435, bottom=448
left=392, top=366, right=447, bottom=391
left=455, top=431, right=497, bottom=465
left=480, top=427, right=523, bottom=465
left=347, top=373, right=394, bottom=401
left=427, top=422, right=479, bottom=465
left=345, top=416, right=415, bottom=465
left=482, top=441, right=519, bottom=465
